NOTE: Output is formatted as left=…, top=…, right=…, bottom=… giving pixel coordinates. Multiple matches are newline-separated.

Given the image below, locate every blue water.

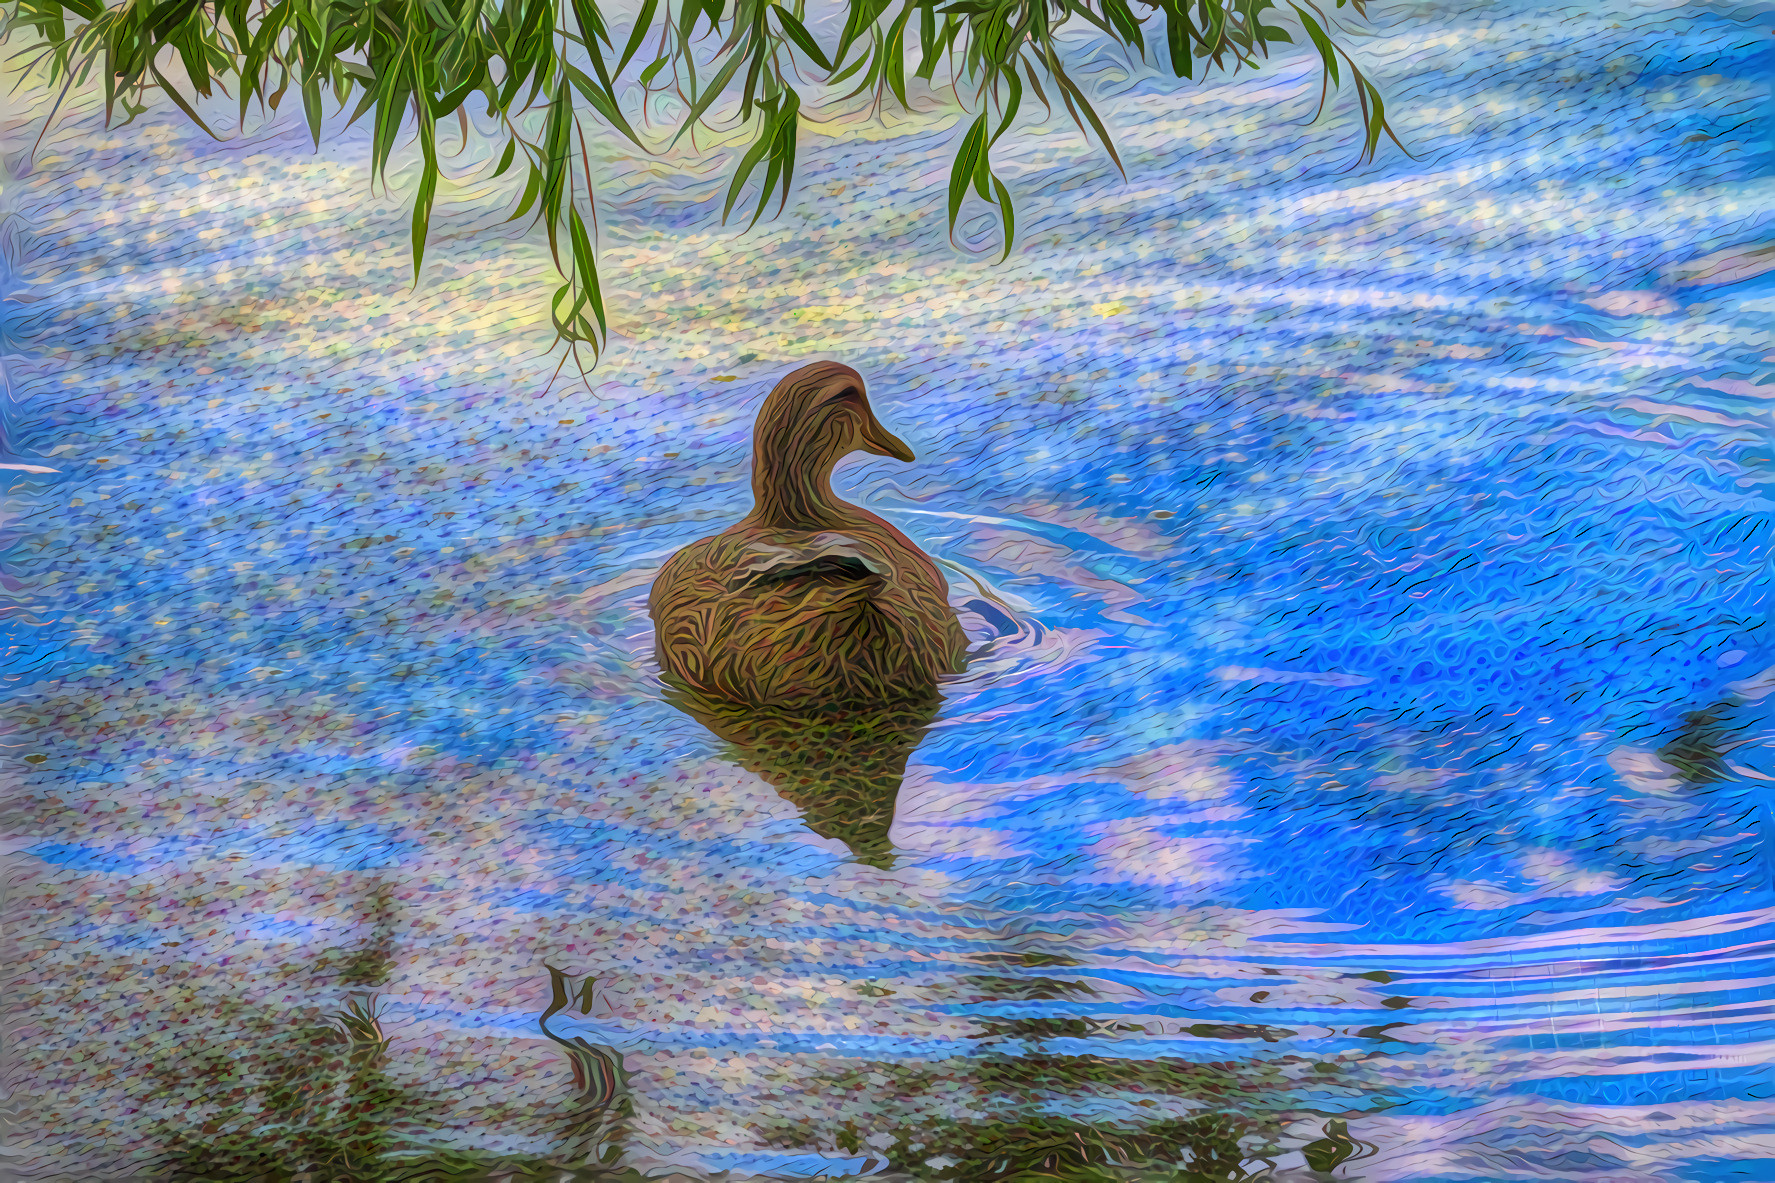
left=4, top=0, right=1774, bottom=1175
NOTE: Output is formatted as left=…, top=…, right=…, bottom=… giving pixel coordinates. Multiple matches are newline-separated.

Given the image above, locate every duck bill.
left=860, top=418, right=915, bottom=463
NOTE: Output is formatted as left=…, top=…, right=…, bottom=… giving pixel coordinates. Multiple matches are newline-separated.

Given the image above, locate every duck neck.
left=749, top=456, right=849, bottom=530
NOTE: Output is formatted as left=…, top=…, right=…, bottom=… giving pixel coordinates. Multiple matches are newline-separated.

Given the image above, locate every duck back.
left=649, top=507, right=965, bottom=709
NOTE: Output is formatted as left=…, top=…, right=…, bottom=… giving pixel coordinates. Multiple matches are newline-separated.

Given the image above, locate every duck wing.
left=731, top=534, right=886, bottom=599
left=651, top=520, right=968, bottom=706
left=650, top=532, right=888, bottom=658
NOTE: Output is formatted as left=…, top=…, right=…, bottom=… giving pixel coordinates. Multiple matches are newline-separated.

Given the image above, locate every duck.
left=649, top=361, right=967, bottom=710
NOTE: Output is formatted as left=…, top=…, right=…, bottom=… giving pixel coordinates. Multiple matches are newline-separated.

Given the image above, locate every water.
left=3, top=0, right=1773, bottom=1176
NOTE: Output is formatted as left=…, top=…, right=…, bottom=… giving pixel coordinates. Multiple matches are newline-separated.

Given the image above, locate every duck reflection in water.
left=664, top=691, right=939, bottom=869
left=649, top=362, right=965, bottom=867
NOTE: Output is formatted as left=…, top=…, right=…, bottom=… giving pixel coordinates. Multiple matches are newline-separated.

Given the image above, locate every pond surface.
left=4, top=0, right=1774, bottom=1177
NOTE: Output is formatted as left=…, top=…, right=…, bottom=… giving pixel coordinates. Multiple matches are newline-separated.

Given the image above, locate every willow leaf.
left=990, top=172, right=1015, bottom=262
left=915, top=12, right=959, bottom=78
left=671, top=34, right=749, bottom=144
left=147, top=60, right=218, bottom=138
left=410, top=113, right=439, bottom=281
left=773, top=86, right=799, bottom=213
left=615, top=0, right=659, bottom=74
left=431, top=63, right=489, bottom=118
left=563, top=61, right=642, bottom=147
left=508, top=162, right=544, bottom=222
left=491, top=137, right=518, bottom=177
left=991, top=52, right=1021, bottom=141
left=722, top=107, right=779, bottom=222
left=1052, top=65, right=1123, bottom=176
left=946, top=112, right=987, bottom=241
left=772, top=4, right=831, bottom=70
left=833, top=0, right=891, bottom=69
left=881, top=0, right=912, bottom=108
left=566, top=204, right=606, bottom=335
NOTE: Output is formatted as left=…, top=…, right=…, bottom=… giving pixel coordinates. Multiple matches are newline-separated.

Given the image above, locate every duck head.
left=748, top=361, right=913, bottom=528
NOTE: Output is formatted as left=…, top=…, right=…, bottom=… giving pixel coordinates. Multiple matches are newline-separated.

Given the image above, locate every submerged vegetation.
left=759, top=968, right=1385, bottom=1182
left=135, top=924, right=1389, bottom=1182
left=2, top=0, right=1401, bottom=370
left=150, top=995, right=423, bottom=1182
left=142, top=890, right=629, bottom=1182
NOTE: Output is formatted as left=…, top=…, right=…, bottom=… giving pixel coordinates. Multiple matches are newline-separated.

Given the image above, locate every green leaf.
left=772, top=4, right=831, bottom=71
left=7, top=0, right=1400, bottom=384
left=946, top=112, right=987, bottom=242
left=990, top=53, right=1021, bottom=142
left=739, top=35, right=768, bottom=120
left=508, top=163, right=544, bottom=223
left=1020, top=57, right=1053, bottom=116
left=1054, top=0, right=1124, bottom=47
left=369, top=78, right=413, bottom=178
left=1161, top=1, right=1195, bottom=78
left=675, top=0, right=700, bottom=94
left=564, top=61, right=642, bottom=147
left=721, top=105, right=779, bottom=222
left=538, top=81, right=574, bottom=260
left=1290, top=3, right=1339, bottom=85
left=147, top=60, right=219, bottom=139
left=915, top=12, right=960, bottom=79
left=495, top=0, right=555, bottom=110
left=683, top=0, right=726, bottom=38
left=1201, top=0, right=1227, bottom=57
left=834, top=0, right=891, bottom=71
left=410, top=114, right=440, bottom=283
left=1052, top=64, right=1124, bottom=177
left=828, top=43, right=872, bottom=85
left=573, top=0, right=639, bottom=143
left=1360, top=76, right=1386, bottom=161
left=671, top=32, right=749, bottom=144
left=745, top=87, right=801, bottom=227
left=617, top=0, right=660, bottom=74
left=491, top=137, right=518, bottom=177
left=431, top=64, right=490, bottom=119
left=168, top=25, right=216, bottom=100
left=881, top=0, right=912, bottom=109
left=1099, top=0, right=1144, bottom=47
left=566, top=204, right=607, bottom=335
left=550, top=281, right=590, bottom=342
left=342, top=83, right=380, bottom=132
left=773, top=86, right=800, bottom=214
left=990, top=173, right=1015, bottom=263
left=838, top=26, right=886, bottom=101
left=574, top=0, right=613, bottom=46
left=143, top=0, right=200, bottom=41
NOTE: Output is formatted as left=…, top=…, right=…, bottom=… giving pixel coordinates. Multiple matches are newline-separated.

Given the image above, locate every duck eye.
left=820, top=386, right=861, bottom=408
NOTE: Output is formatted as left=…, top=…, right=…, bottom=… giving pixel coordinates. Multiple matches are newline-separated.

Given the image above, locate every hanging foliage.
left=1, top=0, right=1401, bottom=369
